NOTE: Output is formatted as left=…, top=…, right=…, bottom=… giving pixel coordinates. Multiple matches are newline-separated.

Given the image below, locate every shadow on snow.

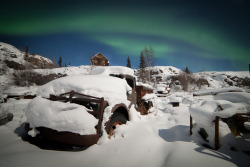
left=159, top=125, right=190, bottom=142
left=159, top=125, right=249, bottom=167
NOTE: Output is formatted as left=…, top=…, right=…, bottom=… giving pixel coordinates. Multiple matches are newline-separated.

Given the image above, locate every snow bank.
left=36, top=75, right=132, bottom=102
left=6, top=86, right=37, bottom=96
left=214, top=92, right=250, bottom=103
left=25, top=96, right=98, bottom=135
left=193, top=87, right=245, bottom=96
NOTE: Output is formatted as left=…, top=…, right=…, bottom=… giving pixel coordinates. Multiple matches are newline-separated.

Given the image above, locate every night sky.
left=1, top=0, right=249, bottom=72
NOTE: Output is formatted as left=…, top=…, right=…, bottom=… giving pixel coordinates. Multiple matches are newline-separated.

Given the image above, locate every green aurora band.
left=1, top=3, right=249, bottom=70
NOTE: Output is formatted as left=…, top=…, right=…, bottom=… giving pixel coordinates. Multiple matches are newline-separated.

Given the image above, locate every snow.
left=136, top=82, right=154, bottom=90
left=169, top=96, right=182, bottom=103
left=25, top=96, right=98, bottom=135
left=6, top=86, right=37, bottom=96
left=1, top=90, right=250, bottom=167
left=36, top=75, right=132, bottom=102
left=214, top=92, right=250, bottom=103
left=1, top=62, right=250, bottom=167
left=193, top=87, right=245, bottom=96
left=142, top=93, right=157, bottom=101
left=25, top=73, right=133, bottom=136
left=89, top=66, right=135, bottom=76
left=190, top=92, right=250, bottom=149
left=0, top=42, right=22, bottom=55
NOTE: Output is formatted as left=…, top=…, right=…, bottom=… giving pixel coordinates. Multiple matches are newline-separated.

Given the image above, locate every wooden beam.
left=190, top=115, right=193, bottom=135
left=214, top=116, right=220, bottom=150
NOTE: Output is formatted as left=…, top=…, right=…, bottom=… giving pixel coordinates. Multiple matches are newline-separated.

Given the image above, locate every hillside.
left=0, top=42, right=57, bottom=90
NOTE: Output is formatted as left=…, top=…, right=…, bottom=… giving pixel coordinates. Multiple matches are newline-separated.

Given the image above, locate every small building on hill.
left=91, top=53, right=109, bottom=66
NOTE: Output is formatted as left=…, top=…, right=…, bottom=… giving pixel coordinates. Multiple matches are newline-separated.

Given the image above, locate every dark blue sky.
left=1, top=0, right=250, bottom=71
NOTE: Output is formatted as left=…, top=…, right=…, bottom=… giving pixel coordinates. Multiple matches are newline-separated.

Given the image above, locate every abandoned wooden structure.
left=136, top=85, right=154, bottom=101
left=190, top=113, right=250, bottom=150
left=91, top=53, right=109, bottom=66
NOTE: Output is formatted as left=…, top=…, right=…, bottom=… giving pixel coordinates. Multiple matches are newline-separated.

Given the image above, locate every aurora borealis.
left=1, top=0, right=249, bottom=71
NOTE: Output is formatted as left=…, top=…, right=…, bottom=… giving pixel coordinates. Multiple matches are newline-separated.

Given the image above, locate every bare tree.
left=142, top=46, right=155, bottom=67
left=140, top=46, right=155, bottom=83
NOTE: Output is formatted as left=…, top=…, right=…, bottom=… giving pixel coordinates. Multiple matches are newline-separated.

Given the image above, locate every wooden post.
left=69, top=90, right=75, bottom=103
left=96, top=98, right=105, bottom=136
left=214, top=116, right=220, bottom=150
left=190, top=115, right=193, bottom=135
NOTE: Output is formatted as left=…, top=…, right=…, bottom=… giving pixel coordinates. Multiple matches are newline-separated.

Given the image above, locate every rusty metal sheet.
left=25, top=123, right=99, bottom=146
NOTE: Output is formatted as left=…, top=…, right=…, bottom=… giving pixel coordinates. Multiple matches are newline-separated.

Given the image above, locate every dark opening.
left=126, top=78, right=134, bottom=89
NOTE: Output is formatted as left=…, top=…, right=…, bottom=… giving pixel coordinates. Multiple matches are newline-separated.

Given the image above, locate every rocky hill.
left=0, top=42, right=57, bottom=89
left=0, top=42, right=57, bottom=70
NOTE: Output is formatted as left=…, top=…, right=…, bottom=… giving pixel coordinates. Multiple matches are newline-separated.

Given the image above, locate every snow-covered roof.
left=142, top=93, right=157, bottom=101
left=156, top=87, right=166, bottom=92
left=190, top=92, right=250, bottom=123
left=36, top=74, right=132, bottom=102
left=91, top=52, right=108, bottom=60
left=89, top=66, right=134, bottom=76
left=136, top=82, right=154, bottom=90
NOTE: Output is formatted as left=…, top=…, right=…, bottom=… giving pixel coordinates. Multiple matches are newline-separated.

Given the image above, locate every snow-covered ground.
left=0, top=91, right=249, bottom=167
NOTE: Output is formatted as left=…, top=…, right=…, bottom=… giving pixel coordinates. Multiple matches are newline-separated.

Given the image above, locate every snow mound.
left=36, top=75, right=132, bottom=102
left=25, top=96, right=98, bottom=135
